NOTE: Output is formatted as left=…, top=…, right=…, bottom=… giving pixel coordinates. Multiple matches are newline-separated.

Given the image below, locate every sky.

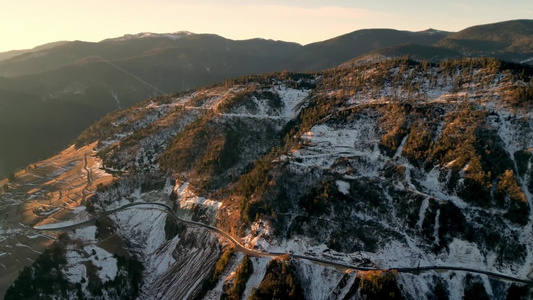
left=0, top=0, right=532, bottom=52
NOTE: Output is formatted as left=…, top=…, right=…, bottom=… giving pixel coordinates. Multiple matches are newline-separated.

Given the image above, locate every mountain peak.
left=103, top=31, right=195, bottom=42
left=419, top=28, right=449, bottom=35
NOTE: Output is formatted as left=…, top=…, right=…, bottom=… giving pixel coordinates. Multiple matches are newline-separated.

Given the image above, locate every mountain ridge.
left=0, top=41, right=69, bottom=62
left=0, top=19, right=530, bottom=180
left=436, top=19, right=533, bottom=61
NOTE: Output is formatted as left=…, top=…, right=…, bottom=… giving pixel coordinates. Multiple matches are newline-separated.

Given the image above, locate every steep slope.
left=436, top=19, right=533, bottom=62
left=222, top=59, right=533, bottom=299
left=2, top=73, right=316, bottom=299
left=0, top=34, right=302, bottom=178
left=3, top=57, right=532, bottom=299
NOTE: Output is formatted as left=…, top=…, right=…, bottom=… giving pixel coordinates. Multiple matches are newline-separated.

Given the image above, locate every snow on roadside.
left=112, top=207, right=167, bottom=255
left=243, top=257, right=269, bottom=298
left=446, top=271, right=466, bottom=300
left=209, top=252, right=244, bottom=298
left=396, top=273, right=435, bottom=300
left=72, top=225, right=97, bottom=241
left=295, top=260, right=345, bottom=300
left=174, top=181, right=220, bottom=214
left=242, top=221, right=273, bottom=251
left=439, top=238, right=485, bottom=269
left=106, top=195, right=186, bottom=289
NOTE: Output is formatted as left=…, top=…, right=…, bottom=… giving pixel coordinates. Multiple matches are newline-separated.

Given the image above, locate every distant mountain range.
left=0, top=41, right=69, bottom=62
left=0, top=19, right=531, bottom=178
left=436, top=19, right=533, bottom=62
left=286, top=28, right=450, bottom=71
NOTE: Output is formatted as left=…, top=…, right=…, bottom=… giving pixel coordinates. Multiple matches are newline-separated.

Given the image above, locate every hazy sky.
left=0, top=0, right=531, bottom=52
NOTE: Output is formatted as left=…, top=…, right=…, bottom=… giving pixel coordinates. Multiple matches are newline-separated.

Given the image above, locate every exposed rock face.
left=3, top=58, right=533, bottom=299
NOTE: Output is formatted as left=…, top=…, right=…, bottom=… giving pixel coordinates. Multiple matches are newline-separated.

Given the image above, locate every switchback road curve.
left=34, top=202, right=533, bottom=285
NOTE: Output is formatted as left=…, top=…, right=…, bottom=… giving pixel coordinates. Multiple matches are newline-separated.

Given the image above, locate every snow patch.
left=174, top=182, right=220, bottom=215
left=442, top=239, right=485, bottom=269
left=112, top=208, right=167, bottom=254
left=416, top=197, right=429, bottom=232
left=72, top=226, right=97, bottom=241
left=296, top=260, right=345, bottom=300
left=84, top=245, right=118, bottom=282
left=64, top=264, right=87, bottom=284
left=243, top=257, right=269, bottom=297
left=65, top=244, right=118, bottom=284
left=335, top=180, right=350, bottom=195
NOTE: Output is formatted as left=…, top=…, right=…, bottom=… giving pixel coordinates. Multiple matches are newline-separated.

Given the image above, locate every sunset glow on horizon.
left=0, top=0, right=532, bottom=52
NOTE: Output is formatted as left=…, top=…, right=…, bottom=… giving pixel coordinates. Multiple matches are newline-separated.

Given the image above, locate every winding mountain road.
left=35, top=202, right=533, bottom=285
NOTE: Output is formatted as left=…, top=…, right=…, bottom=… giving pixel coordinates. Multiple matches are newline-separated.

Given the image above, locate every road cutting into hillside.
left=34, top=202, right=533, bottom=285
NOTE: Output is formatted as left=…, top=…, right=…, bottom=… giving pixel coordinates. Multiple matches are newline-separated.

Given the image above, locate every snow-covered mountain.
left=103, top=31, right=195, bottom=42
left=2, top=57, right=533, bottom=299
